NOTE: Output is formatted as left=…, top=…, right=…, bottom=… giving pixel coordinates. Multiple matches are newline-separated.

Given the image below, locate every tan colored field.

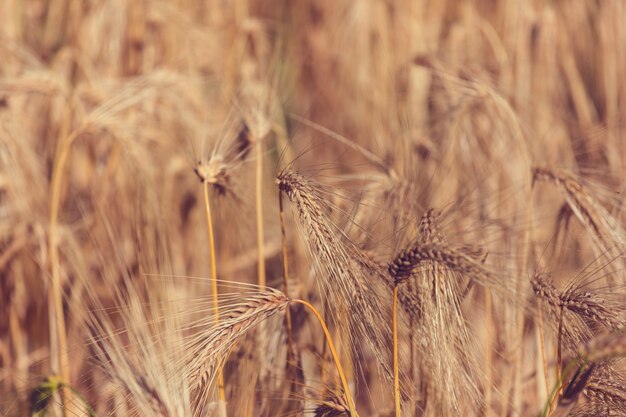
left=1, top=1, right=625, bottom=416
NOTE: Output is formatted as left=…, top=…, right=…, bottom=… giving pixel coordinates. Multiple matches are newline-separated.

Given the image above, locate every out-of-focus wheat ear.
left=239, top=80, right=273, bottom=290
left=417, top=208, right=446, bottom=244
left=579, top=331, right=626, bottom=363
left=86, top=282, right=193, bottom=417
left=533, top=167, right=626, bottom=281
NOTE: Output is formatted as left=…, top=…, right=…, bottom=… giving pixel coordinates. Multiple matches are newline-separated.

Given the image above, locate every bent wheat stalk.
left=291, top=298, right=359, bottom=417
left=195, top=162, right=227, bottom=415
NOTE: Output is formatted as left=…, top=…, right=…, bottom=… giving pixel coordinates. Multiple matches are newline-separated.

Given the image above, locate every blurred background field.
left=1, top=1, right=625, bottom=416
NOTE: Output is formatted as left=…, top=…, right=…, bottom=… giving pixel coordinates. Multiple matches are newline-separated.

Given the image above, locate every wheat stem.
left=202, top=181, right=226, bottom=414
left=393, top=285, right=401, bottom=417
left=279, top=191, right=295, bottom=362
left=48, top=112, right=78, bottom=417
left=291, top=299, right=359, bottom=417
left=256, top=139, right=266, bottom=289
left=484, top=287, right=493, bottom=417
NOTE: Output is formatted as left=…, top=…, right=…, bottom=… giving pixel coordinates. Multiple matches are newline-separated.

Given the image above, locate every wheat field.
left=0, top=1, right=625, bottom=416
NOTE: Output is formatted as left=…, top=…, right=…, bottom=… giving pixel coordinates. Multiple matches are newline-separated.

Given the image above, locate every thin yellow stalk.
left=202, top=181, right=226, bottom=414
left=291, top=299, right=359, bottom=417
left=321, top=336, right=329, bottom=389
left=484, top=287, right=493, bottom=417
left=48, top=108, right=78, bottom=417
left=393, top=286, right=401, bottom=417
left=279, top=191, right=295, bottom=359
left=256, top=139, right=266, bottom=289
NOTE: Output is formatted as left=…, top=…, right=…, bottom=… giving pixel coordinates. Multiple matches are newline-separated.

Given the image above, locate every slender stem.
left=48, top=113, right=77, bottom=417
left=256, top=139, right=266, bottom=289
left=202, top=181, right=226, bottom=413
left=291, top=299, right=359, bottom=417
left=321, top=334, right=329, bottom=389
left=393, top=286, right=401, bottom=417
left=279, top=191, right=295, bottom=362
left=250, top=138, right=265, bottom=417
left=483, top=287, right=493, bottom=417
